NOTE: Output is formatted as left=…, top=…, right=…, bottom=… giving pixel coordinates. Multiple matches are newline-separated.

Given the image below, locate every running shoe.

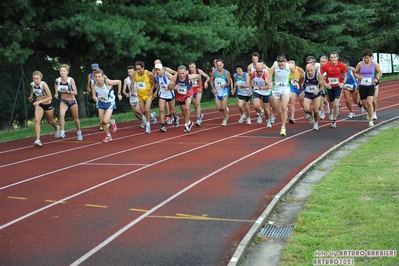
left=329, top=111, right=334, bottom=121
left=166, top=115, right=173, bottom=124
left=331, top=121, right=337, bottom=128
left=270, top=114, right=276, bottom=124
left=246, top=117, right=251, bottom=125
left=110, top=119, right=117, bottom=133
left=102, top=135, right=113, bottom=143
left=266, top=120, right=272, bottom=128
left=184, top=121, right=193, bottom=133
left=369, top=121, right=374, bottom=128
left=319, top=110, right=325, bottom=120
left=309, top=113, right=315, bottom=125
left=77, top=131, right=83, bottom=141
left=145, top=124, right=151, bottom=134
left=326, top=104, right=331, bottom=114
left=373, top=112, right=377, bottom=120
left=359, top=106, right=365, bottom=114
left=151, top=112, right=157, bottom=124
left=60, top=130, right=66, bottom=139
left=33, top=139, right=42, bottom=146
left=289, top=117, right=295, bottom=124
left=238, top=114, right=246, bottom=124
left=366, top=113, right=370, bottom=120
left=304, top=113, right=310, bottom=119
left=280, top=127, right=286, bottom=136
left=55, top=125, right=61, bottom=138
left=160, top=125, right=167, bottom=132
left=221, top=119, right=227, bottom=127
left=313, top=122, right=319, bottom=131
left=140, top=119, right=145, bottom=128
left=257, top=113, right=263, bottom=124
left=196, top=113, right=204, bottom=126
left=348, top=112, right=355, bottom=119
left=174, top=116, right=180, bottom=127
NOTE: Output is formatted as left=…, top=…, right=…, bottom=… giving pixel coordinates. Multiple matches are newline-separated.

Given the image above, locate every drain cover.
left=258, top=224, right=293, bottom=238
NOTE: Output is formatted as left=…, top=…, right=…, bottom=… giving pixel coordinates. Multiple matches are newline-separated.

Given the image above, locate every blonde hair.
left=32, top=71, right=43, bottom=78
left=60, top=64, right=70, bottom=72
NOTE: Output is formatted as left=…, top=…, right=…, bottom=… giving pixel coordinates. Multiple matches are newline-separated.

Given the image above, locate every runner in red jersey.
left=320, top=52, right=347, bottom=128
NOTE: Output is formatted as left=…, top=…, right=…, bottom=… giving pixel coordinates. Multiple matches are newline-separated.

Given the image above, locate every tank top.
left=31, top=81, right=47, bottom=97
left=251, top=71, right=270, bottom=96
left=175, top=74, right=192, bottom=95
left=235, top=72, right=250, bottom=96
left=134, top=70, right=151, bottom=97
left=94, top=79, right=115, bottom=102
left=304, top=71, right=320, bottom=93
left=359, top=61, right=375, bottom=86
left=344, top=67, right=357, bottom=90
left=273, top=61, right=290, bottom=89
left=156, top=72, right=174, bottom=99
left=57, top=77, right=72, bottom=93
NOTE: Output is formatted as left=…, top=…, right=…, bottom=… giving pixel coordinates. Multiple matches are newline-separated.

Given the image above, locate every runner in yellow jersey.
left=133, top=61, right=156, bottom=134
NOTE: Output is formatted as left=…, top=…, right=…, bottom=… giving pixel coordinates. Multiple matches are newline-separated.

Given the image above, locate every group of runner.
left=29, top=49, right=382, bottom=145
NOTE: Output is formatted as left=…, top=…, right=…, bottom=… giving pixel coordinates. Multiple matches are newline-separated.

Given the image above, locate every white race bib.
left=328, top=77, right=339, bottom=85
left=305, top=85, right=318, bottom=93
left=177, top=85, right=187, bottom=95
left=136, top=82, right=146, bottom=90
left=274, top=82, right=287, bottom=87
left=215, top=78, right=226, bottom=90
left=58, top=84, right=69, bottom=93
left=344, top=84, right=354, bottom=90
left=361, top=77, right=372, bottom=86
left=191, top=78, right=199, bottom=87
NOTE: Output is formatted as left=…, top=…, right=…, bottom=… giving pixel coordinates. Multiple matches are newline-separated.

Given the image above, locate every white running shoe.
left=373, top=112, right=377, bottom=120
left=33, top=139, right=42, bottom=146
left=359, top=106, right=365, bottom=114
left=257, top=113, right=263, bottom=124
left=313, top=122, right=319, bottom=131
left=54, top=125, right=61, bottom=138
left=60, top=130, right=65, bottom=139
left=348, top=112, right=355, bottom=119
left=246, top=117, right=251, bottom=125
left=266, top=120, right=272, bottom=128
left=145, top=124, right=151, bottom=134
left=319, top=110, right=325, bottom=120
left=309, top=113, right=315, bottom=125
left=238, top=114, right=246, bottom=124
left=270, top=114, right=276, bottom=124
left=77, top=131, right=83, bottom=141
left=151, top=112, right=157, bottom=124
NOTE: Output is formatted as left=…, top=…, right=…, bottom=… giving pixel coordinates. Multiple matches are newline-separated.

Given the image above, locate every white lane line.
left=1, top=85, right=396, bottom=157
left=82, top=163, right=148, bottom=166
left=69, top=126, right=321, bottom=266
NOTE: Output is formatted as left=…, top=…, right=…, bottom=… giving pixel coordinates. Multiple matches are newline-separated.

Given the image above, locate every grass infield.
left=279, top=126, right=399, bottom=266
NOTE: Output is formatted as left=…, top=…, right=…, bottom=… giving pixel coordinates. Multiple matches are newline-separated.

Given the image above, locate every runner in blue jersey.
left=342, top=60, right=364, bottom=119
left=210, top=59, right=231, bottom=126
left=231, top=62, right=251, bottom=125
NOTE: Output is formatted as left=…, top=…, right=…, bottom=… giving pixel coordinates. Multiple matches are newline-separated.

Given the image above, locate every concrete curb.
left=228, top=116, right=399, bottom=266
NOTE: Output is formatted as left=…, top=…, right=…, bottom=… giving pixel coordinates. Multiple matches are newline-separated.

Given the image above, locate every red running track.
left=0, top=80, right=398, bottom=265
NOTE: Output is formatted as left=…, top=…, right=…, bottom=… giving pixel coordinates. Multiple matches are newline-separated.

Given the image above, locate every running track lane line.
left=69, top=126, right=321, bottom=266
left=1, top=84, right=396, bottom=156
left=1, top=89, right=396, bottom=169
left=2, top=101, right=398, bottom=191
left=0, top=122, right=289, bottom=229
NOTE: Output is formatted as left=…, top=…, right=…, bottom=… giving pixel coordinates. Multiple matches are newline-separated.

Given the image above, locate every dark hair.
left=277, top=55, right=286, bottom=62
left=215, top=59, right=224, bottom=64
left=135, top=61, right=145, bottom=68
left=127, top=65, right=134, bottom=70
left=234, top=62, right=246, bottom=72
left=362, top=49, right=373, bottom=57
left=342, top=59, right=350, bottom=65
left=251, top=52, right=260, bottom=58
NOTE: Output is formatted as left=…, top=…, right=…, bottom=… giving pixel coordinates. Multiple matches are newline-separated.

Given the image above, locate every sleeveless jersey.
left=94, top=79, right=115, bottom=103
left=134, top=70, right=151, bottom=98
left=31, top=81, right=47, bottom=97
left=235, top=72, right=250, bottom=96
left=359, top=61, right=375, bottom=86
left=344, top=67, right=357, bottom=90
left=156, top=72, right=174, bottom=99
left=251, top=71, right=270, bottom=96
left=214, top=69, right=229, bottom=97
left=304, top=71, right=320, bottom=93
left=273, top=61, right=290, bottom=89
left=57, top=77, right=72, bottom=93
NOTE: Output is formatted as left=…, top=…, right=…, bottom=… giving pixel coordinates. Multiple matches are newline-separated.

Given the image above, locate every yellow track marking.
left=85, top=204, right=108, bottom=208
left=7, top=196, right=27, bottom=200
left=129, top=208, right=149, bottom=213
left=45, top=200, right=67, bottom=204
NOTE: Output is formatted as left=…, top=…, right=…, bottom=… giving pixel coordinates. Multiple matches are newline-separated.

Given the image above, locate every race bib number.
left=177, top=85, right=187, bottom=95
left=191, top=78, right=199, bottom=87
left=58, top=84, right=69, bottom=92
left=344, top=84, right=354, bottom=90
left=160, top=83, right=168, bottom=91
left=215, top=78, right=226, bottom=90
left=275, top=82, right=287, bottom=87
left=305, top=85, right=318, bottom=93
left=361, top=77, right=372, bottom=85
left=328, top=77, right=339, bottom=85
left=136, top=82, right=146, bottom=90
